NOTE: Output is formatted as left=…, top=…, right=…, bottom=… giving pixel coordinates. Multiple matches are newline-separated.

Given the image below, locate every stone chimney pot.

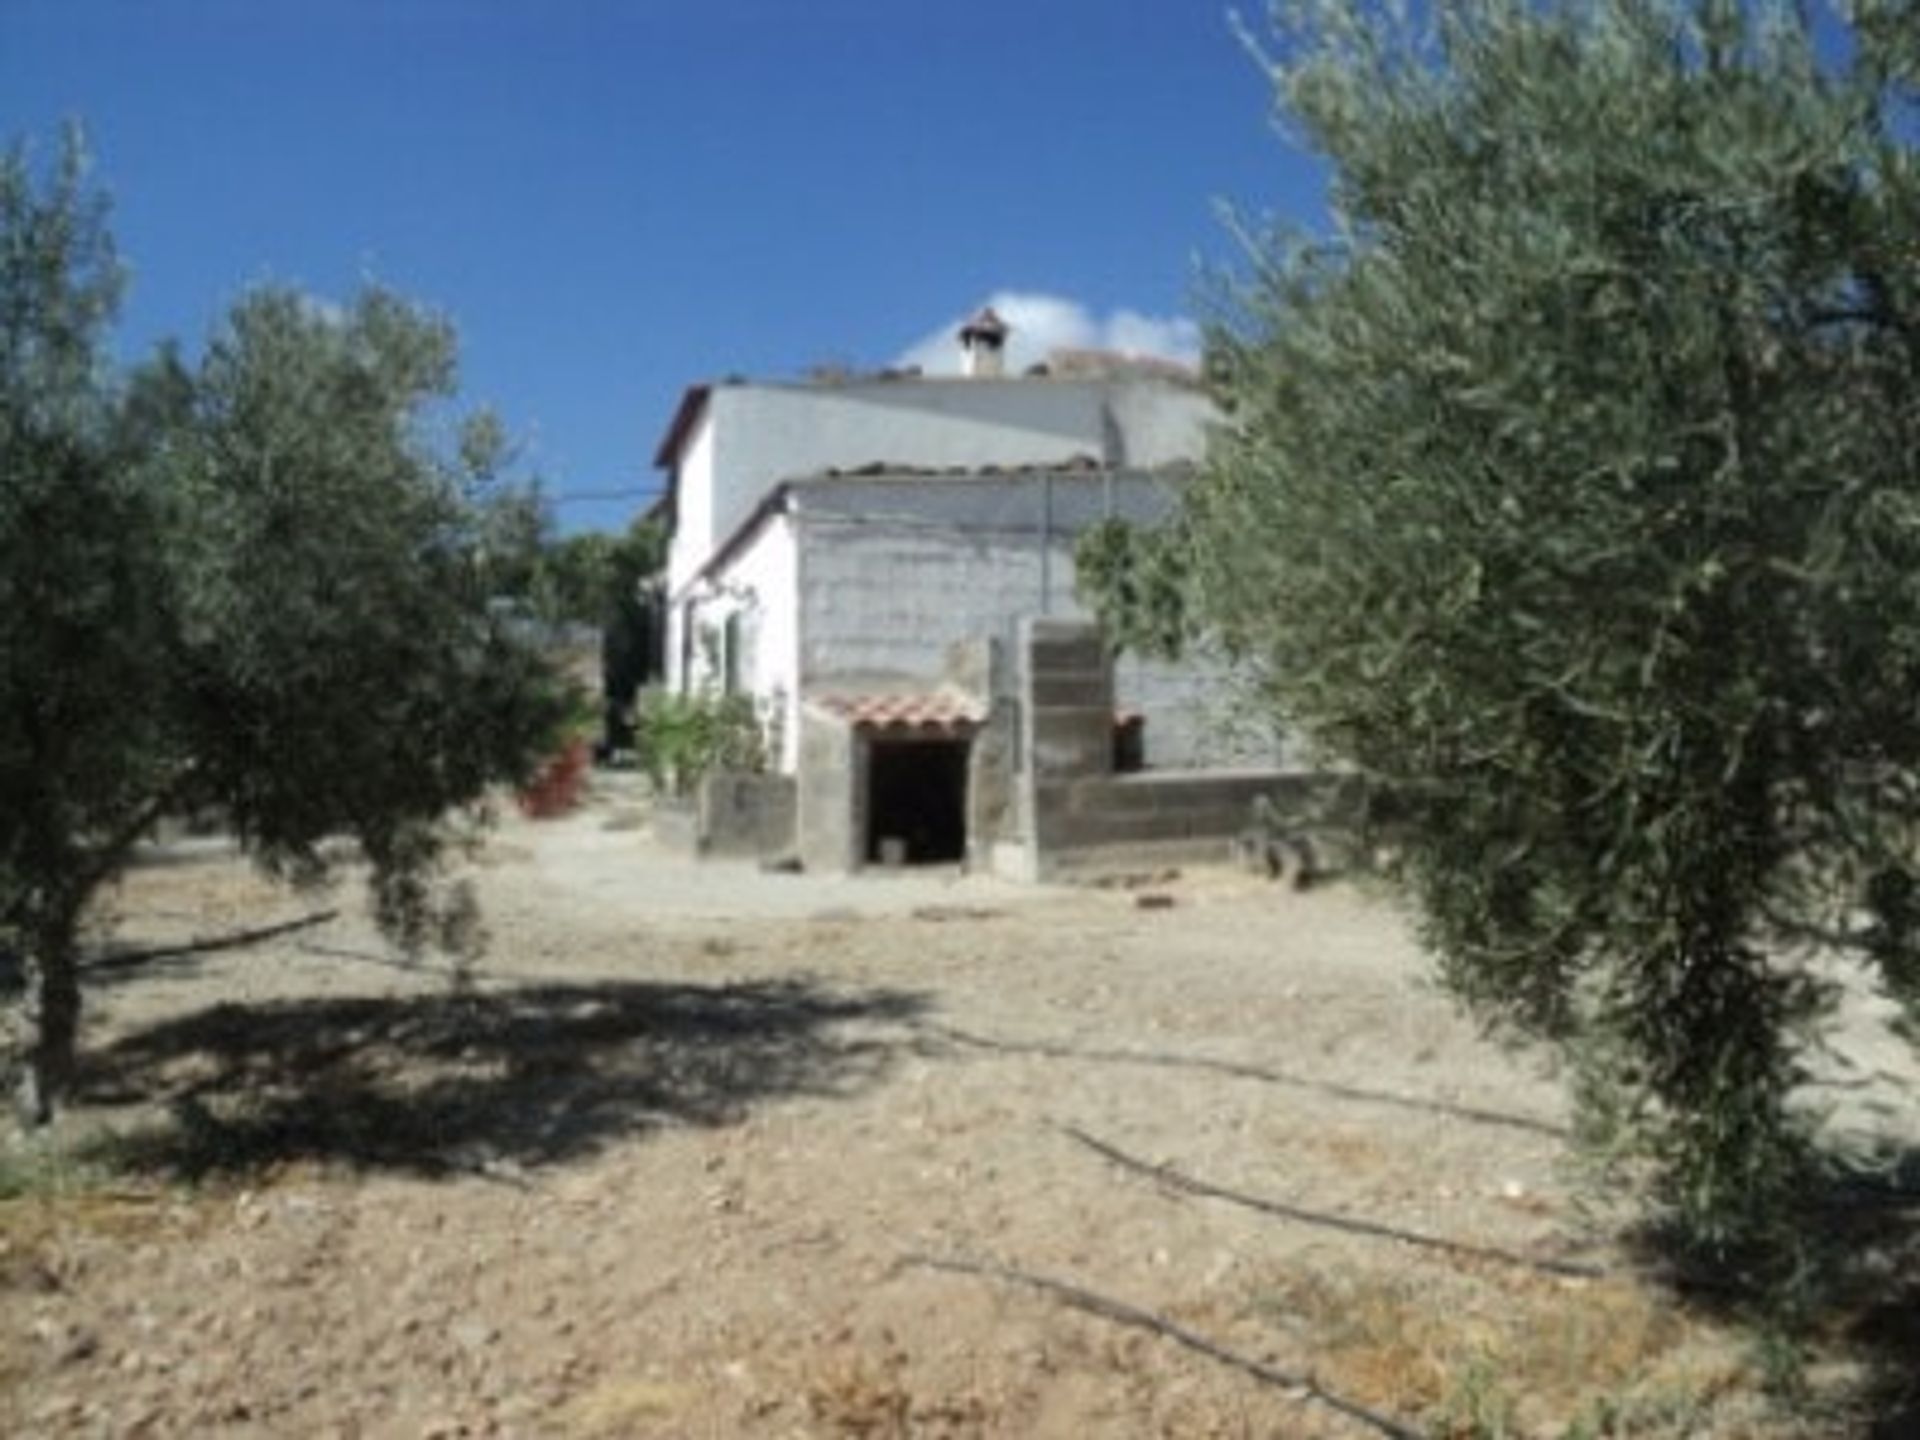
left=958, top=306, right=1010, bottom=378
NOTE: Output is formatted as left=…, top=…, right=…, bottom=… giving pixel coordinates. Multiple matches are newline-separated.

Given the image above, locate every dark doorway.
left=866, top=738, right=969, bottom=865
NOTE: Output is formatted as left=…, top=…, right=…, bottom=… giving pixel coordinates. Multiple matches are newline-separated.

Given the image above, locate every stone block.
left=1028, top=637, right=1108, bottom=676
left=698, top=773, right=797, bottom=859
left=1068, top=778, right=1161, bottom=815
left=1027, top=712, right=1112, bottom=779
left=1022, top=618, right=1107, bottom=677
left=797, top=708, right=860, bottom=874
left=651, top=801, right=699, bottom=856
left=1029, top=674, right=1114, bottom=710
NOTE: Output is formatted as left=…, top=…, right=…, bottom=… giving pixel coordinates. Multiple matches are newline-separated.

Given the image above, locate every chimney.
left=958, top=306, right=1009, bottom=378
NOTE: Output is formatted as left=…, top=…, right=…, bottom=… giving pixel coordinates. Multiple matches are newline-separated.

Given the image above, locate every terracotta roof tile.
left=812, top=692, right=988, bottom=736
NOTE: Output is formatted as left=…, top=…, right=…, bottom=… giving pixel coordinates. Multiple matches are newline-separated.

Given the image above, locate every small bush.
left=635, top=689, right=767, bottom=797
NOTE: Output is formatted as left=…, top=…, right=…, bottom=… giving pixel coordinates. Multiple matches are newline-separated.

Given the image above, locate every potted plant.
left=517, top=685, right=599, bottom=818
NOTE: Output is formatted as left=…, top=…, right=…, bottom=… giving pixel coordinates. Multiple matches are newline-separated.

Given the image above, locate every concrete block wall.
left=698, top=773, right=797, bottom=859
left=795, top=493, right=1280, bottom=772
left=1113, top=650, right=1286, bottom=771
left=797, top=704, right=863, bottom=874
left=1033, top=770, right=1337, bottom=876
left=944, top=637, right=1020, bottom=871
left=799, top=515, right=1057, bottom=692
left=1020, top=619, right=1114, bottom=780
left=652, top=776, right=797, bottom=860
left=1015, top=618, right=1307, bottom=878
left=780, top=619, right=1307, bottom=880
left=650, top=799, right=700, bottom=857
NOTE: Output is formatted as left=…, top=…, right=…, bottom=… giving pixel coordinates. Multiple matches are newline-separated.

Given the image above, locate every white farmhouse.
left=649, top=309, right=1298, bottom=876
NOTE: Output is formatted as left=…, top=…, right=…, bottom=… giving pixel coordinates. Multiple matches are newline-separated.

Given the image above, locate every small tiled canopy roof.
left=812, top=692, right=988, bottom=738
left=812, top=694, right=1143, bottom=741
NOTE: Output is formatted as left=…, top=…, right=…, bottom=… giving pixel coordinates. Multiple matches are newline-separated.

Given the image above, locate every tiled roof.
left=811, top=692, right=988, bottom=736
left=1045, top=348, right=1198, bottom=383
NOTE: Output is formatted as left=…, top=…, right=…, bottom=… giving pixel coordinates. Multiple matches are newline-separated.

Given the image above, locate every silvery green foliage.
left=1190, top=1, right=1920, bottom=1266
left=157, top=285, right=561, bottom=906
left=0, top=129, right=564, bottom=1120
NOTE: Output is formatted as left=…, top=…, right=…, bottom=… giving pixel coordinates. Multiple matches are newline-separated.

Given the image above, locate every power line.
left=544, top=486, right=662, bottom=506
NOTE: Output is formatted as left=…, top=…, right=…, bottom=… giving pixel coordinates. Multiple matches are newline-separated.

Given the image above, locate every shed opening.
left=866, top=738, right=969, bottom=866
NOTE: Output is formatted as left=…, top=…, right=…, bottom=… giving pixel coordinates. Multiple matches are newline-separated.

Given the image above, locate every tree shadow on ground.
left=1852, top=1277, right=1920, bottom=1437
left=1621, top=1160, right=1920, bottom=1437
left=1791, top=1179, right=1920, bottom=1439
left=73, top=976, right=931, bottom=1183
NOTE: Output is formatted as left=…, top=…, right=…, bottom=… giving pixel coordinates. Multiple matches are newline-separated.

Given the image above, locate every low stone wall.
left=653, top=774, right=797, bottom=860
left=650, top=798, right=701, bottom=856
left=1031, top=768, right=1346, bottom=879
left=1010, top=617, right=1327, bottom=879
left=700, top=773, right=797, bottom=859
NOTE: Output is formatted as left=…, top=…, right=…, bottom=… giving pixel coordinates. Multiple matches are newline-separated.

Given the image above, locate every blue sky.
left=2, top=1, right=1327, bottom=532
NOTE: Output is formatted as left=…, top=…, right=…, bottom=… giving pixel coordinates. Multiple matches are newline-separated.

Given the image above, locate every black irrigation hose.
left=83, top=909, right=340, bottom=975
left=902, top=1252, right=1425, bottom=1440
left=1059, top=1123, right=1607, bottom=1282
left=923, top=1021, right=1567, bottom=1138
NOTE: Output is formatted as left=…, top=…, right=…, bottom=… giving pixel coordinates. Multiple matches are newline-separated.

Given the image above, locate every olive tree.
left=1, top=132, right=564, bottom=1123
left=1115, top=0, right=1920, bottom=1265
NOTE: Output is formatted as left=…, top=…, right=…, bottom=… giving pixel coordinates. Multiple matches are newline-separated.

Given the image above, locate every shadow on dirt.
left=1854, top=1278, right=1920, bottom=1438
left=1792, top=1180, right=1920, bottom=1438
left=1620, top=1160, right=1920, bottom=1437
left=73, top=976, right=931, bottom=1182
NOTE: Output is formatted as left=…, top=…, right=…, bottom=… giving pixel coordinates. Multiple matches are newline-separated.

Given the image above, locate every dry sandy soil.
left=3, top=780, right=1917, bottom=1438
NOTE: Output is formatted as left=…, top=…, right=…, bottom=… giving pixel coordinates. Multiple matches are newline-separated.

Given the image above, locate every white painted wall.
left=665, top=413, right=716, bottom=598
left=663, top=412, right=716, bottom=693
left=677, top=510, right=802, bottom=771
left=702, top=379, right=1101, bottom=575
left=1103, top=380, right=1216, bottom=469
left=664, top=373, right=1213, bottom=615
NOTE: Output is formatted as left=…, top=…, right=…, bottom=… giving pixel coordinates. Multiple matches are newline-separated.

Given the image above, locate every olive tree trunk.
left=12, top=928, right=80, bottom=1127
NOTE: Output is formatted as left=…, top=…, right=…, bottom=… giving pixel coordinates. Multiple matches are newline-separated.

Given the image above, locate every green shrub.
left=634, top=688, right=766, bottom=797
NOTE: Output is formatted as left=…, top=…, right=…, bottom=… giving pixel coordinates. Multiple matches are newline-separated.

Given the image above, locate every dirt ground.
left=3, top=780, right=1917, bottom=1438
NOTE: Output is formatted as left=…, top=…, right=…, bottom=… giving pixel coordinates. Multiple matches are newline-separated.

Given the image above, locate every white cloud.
left=894, top=291, right=1201, bottom=376
left=1104, top=309, right=1201, bottom=363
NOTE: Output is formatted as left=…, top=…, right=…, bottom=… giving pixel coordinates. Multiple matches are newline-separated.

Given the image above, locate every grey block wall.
left=650, top=799, right=700, bottom=857
left=793, top=475, right=1282, bottom=771
left=1020, top=618, right=1114, bottom=780
left=799, top=515, right=1060, bottom=693
left=697, top=773, right=797, bottom=859
left=1032, top=770, right=1332, bottom=872
left=1113, top=651, right=1286, bottom=771
left=652, top=777, right=797, bottom=860
left=797, top=705, right=863, bottom=874
left=1014, top=618, right=1307, bottom=879
left=782, top=619, right=1315, bottom=880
